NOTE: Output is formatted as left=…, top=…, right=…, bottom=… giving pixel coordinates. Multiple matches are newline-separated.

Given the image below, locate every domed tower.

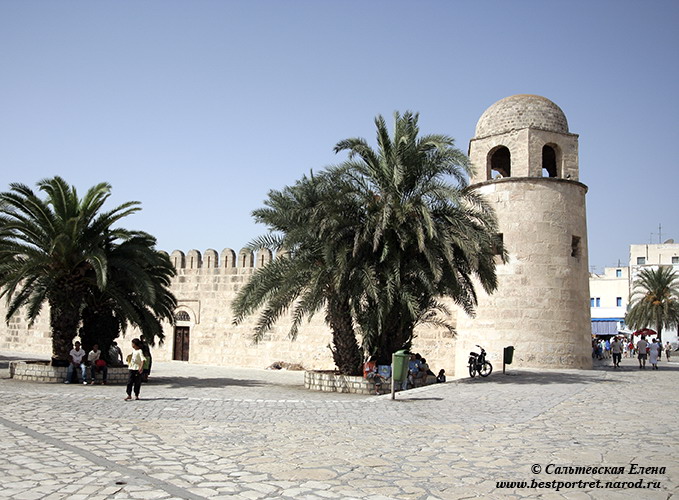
left=455, top=95, right=592, bottom=375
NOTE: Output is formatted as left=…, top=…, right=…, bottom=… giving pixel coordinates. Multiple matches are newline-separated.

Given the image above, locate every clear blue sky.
left=1, top=0, right=677, bottom=272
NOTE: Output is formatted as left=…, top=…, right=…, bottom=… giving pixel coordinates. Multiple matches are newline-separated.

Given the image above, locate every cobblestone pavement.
left=0, top=351, right=677, bottom=499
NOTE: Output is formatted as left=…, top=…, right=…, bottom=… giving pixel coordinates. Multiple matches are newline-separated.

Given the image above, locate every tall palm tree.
left=0, top=177, right=140, bottom=362
left=79, top=232, right=177, bottom=361
left=331, top=112, right=503, bottom=361
left=626, top=266, right=679, bottom=342
left=232, top=174, right=363, bottom=375
left=234, top=112, right=503, bottom=370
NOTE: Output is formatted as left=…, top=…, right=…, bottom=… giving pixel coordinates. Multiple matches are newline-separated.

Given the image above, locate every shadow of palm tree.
left=149, top=376, right=280, bottom=389
left=458, top=370, right=609, bottom=385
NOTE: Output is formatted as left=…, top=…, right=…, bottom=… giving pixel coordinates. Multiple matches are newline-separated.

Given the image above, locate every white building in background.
left=589, top=266, right=628, bottom=337
left=590, top=242, right=679, bottom=343
left=630, top=242, right=679, bottom=275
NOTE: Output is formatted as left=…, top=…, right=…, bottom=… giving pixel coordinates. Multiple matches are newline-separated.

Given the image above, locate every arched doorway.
left=173, top=310, right=191, bottom=361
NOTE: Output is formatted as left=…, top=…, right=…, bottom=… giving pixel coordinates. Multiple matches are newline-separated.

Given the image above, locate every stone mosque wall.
left=158, top=247, right=458, bottom=373
left=0, top=246, right=458, bottom=375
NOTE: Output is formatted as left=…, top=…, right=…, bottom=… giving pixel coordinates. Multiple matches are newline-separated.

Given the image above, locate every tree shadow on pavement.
left=150, top=376, right=274, bottom=389
left=392, top=397, right=444, bottom=402
left=457, top=370, right=612, bottom=386
left=458, top=363, right=679, bottom=385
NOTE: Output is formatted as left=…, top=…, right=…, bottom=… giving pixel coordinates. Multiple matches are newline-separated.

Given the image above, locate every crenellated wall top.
left=168, top=247, right=279, bottom=270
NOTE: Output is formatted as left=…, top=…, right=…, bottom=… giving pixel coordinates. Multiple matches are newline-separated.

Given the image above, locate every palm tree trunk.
left=80, top=302, right=120, bottom=364
left=326, top=296, right=362, bottom=375
left=49, top=298, right=82, bottom=364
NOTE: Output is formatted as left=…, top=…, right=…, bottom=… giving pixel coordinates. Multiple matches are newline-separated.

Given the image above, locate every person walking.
left=666, top=342, right=672, bottom=362
left=610, top=337, right=623, bottom=368
left=125, top=338, right=146, bottom=400
left=648, top=338, right=661, bottom=370
left=637, top=335, right=649, bottom=369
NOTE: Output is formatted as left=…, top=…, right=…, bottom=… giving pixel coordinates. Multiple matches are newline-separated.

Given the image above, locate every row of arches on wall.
left=169, top=248, right=285, bottom=270
left=489, top=144, right=561, bottom=179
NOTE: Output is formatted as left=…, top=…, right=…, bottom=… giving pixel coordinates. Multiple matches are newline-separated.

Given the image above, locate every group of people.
left=634, top=336, right=668, bottom=370
left=65, top=338, right=152, bottom=400
left=362, top=352, right=446, bottom=395
left=594, top=335, right=673, bottom=370
left=65, top=341, right=112, bottom=385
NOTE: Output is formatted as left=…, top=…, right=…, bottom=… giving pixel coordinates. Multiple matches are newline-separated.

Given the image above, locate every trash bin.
left=392, top=350, right=410, bottom=382
left=503, top=346, right=515, bottom=365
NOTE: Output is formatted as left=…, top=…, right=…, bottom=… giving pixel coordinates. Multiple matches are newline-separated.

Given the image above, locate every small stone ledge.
left=9, top=360, right=129, bottom=384
left=304, top=370, right=436, bottom=395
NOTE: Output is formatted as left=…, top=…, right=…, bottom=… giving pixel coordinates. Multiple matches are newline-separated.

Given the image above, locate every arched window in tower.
left=489, top=147, right=511, bottom=179
left=542, top=145, right=558, bottom=177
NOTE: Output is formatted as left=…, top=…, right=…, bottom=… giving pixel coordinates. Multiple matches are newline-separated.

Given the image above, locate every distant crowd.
left=592, top=336, right=672, bottom=370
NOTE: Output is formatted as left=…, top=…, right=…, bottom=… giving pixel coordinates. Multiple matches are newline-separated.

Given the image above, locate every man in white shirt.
left=610, top=337, right=623, bottom=368
left=636, top=336, right=649, bottom=370
left=65, top=341, right=87, bottom=384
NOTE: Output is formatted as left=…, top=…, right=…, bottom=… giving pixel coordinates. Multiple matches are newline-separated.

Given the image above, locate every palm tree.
left=626, top=266, right=679, bottom=342
left=0, top=177, right=140, bottom=363
left=232, top=174, right=363, bottom=375
left=234, top=112, right=503, bottom=370
left=331, top=112, right=503, bottom=362
left=79, top=232, right=177, bottom=362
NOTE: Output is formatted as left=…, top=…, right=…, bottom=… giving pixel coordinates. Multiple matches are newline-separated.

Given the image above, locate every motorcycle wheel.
left=479, top=361, right=493, bottom=377
left=468, top=363, right=476, bottom=378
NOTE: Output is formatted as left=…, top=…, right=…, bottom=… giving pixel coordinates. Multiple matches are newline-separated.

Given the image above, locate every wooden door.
left=173, top=326, right=190, bottom=361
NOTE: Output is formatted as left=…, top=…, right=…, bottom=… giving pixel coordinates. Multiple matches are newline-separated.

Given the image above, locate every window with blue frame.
left=596, top=298, right=601, bottom=307
left=616, top=269, right=622, bottom=277
left=616, top=297, right=622, bottom=307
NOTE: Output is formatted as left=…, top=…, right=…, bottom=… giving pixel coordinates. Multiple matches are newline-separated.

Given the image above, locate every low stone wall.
left=9, top=361, right=130, bottom=384
left=304, top=370, right=436, bottom=395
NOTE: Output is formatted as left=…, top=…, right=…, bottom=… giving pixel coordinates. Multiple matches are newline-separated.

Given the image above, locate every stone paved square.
left=1, top=351, right=677, bottom=499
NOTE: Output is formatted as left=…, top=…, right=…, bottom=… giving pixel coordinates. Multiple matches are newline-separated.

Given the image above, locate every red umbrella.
left=633, top=328, right=657, bottom=336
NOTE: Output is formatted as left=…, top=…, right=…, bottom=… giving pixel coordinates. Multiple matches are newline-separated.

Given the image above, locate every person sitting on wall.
left=416, top=357, right=433, bottom=386
left=87, top=344, right=108, bottom=385
left=363, top=356, right=385, bottom=395
left=108, top=341, right=124, bottom=366
left=405, top=353, right=423, bottom=389
left=413, top=354, right=430, bottom=387
left=421, top=358, right=435, bottom=377
left=65, top=341, right=87, bottom=384
left=436, top=369, right=446, bottom=383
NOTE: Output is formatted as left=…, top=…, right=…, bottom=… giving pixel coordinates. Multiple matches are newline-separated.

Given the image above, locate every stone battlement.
left=168, top=248, right=279, bottom=270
